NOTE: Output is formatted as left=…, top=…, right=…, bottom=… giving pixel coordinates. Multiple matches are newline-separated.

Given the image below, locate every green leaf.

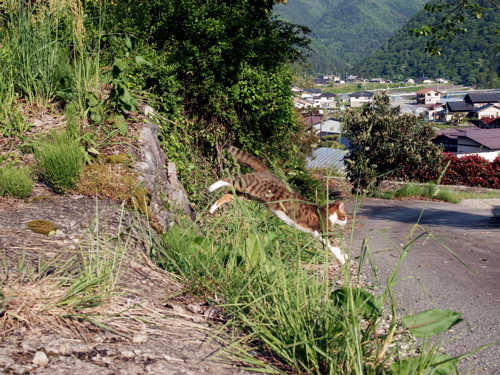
left=135, top=55, right=152, bottom=66
left=112, top=58, right=128, bottom=76
left=389, top=354, right=458, bottom=375
left=331, top=287, right=381, bottom=321
left=107, top=114, right=128, bottom=135
left=401, top=309, right=463, bottom=338
left=124, top=36, right=132, bottom=50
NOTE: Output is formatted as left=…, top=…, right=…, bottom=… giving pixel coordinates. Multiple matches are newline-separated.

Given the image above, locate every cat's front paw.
left=329, top=246, right=347, bottom=264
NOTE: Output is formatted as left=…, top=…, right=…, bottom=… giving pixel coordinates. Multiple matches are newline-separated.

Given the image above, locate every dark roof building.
left=320, top=92, right=336, bottom=99
left=348, top=91, right=374, bottom=98
left=444, top=101, right=475, bottom=113
left=464, top=92, right=500, bottom=106
left=434, top=127, right=500, bottom=152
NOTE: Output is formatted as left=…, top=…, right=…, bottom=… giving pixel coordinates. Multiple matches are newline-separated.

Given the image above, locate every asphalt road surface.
left=349, top=198, right=500, bottom=374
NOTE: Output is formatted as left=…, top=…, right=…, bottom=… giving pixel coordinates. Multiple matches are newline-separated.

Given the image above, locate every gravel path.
left=461, top=198, right=500, bottom=211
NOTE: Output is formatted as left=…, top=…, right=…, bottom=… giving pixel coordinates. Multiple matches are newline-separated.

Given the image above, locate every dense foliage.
left=83, top=0, right=312, bottom=170
left=400, top=153, right=500, bottom=189
left=274, top=0, right=427, bottom=73
left=354, top=0, right=500, bottom=86
left=342, top=93, right=443, bottom=194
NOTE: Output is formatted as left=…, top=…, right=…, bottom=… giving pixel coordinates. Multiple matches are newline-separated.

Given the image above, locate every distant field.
left=321, top=83, right=429, bottom=95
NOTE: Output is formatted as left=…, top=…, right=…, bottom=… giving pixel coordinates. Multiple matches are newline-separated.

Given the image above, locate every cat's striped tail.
left=225, top=145, right=268, bottom=172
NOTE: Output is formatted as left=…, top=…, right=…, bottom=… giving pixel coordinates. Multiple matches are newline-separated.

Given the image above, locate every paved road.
left=348, top=198, right=500, bottom=374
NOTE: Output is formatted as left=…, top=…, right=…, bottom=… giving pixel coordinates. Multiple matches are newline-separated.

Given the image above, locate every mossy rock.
left=27, top=220, right=58, bottom=236
left=105, top=154, right=134, bottom=165
left=127, top=187, right=152, bottom=217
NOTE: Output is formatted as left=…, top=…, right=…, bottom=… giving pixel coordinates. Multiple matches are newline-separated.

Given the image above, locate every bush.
left=394, top=153, right=500, bottom=190
left=342, top=93, right=443, bottom=194
left=34, top=132, right=84, bottom=194
left=0, top=165, right=34, bottom=198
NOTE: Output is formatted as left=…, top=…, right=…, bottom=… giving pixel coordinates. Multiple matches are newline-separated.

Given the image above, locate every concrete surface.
left=350, top=198, right=500, bottom=374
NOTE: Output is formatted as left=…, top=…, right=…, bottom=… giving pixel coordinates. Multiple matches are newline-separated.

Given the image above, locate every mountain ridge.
left=273, top=0, right=427, bottom=73
left=353, top=0, right=500, bottom=86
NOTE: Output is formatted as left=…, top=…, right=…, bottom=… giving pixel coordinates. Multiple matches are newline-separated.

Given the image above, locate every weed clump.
left=0, top=165, right=34, bottom=198
left=34, top=131, right=84, bottom=194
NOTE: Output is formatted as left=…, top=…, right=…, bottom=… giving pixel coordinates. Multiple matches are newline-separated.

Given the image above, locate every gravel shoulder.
left=0, top=189, right=261, bottom=375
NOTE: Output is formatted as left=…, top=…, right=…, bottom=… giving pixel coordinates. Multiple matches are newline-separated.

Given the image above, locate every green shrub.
left=153, top=204, right=473, bottom=374
left=34, top=132, right=84, bottom=194
left=0, top=165, right=34, bottom=198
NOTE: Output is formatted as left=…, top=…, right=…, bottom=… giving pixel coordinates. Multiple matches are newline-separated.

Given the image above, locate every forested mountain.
left=273, top=0, right=427, bottom=73
left=353, top=0, right=500, bottom=86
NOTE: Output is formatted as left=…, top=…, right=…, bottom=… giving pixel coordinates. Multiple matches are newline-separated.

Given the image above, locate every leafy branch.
left=410, top=0, right=500, bottom=55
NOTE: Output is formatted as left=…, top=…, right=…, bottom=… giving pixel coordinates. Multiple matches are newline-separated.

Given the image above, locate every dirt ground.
left=0, top=184, right=270, bottom=375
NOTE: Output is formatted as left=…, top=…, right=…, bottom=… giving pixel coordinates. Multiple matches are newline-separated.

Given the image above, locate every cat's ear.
left=338, top=202, right=345, bottom=211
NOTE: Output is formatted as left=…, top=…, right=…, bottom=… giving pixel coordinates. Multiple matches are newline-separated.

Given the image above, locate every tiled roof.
left=417, top=88, right=440, bottom=95
left=470, top=103, right=500, bottom=113
left=464, top=92, right=500, bottom=103
left=348, top=91, right=374, bottom=97
left=445, top=101, right=475, bottom=112
left=303, top=88, right=322, bottom=94
left=481, top=117, right=500, bottom=124
left=436, top=127, right=500, bottom=149
left=458, top=128, right=500, bottom=149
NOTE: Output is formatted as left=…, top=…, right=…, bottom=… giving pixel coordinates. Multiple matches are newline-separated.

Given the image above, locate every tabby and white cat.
left=209, top=145, right=348, bottom=264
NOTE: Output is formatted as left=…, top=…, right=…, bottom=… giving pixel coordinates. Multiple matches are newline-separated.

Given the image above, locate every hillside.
left=273, top=0, right=427, bottom=73
left=353, top=0, right=500, bottom=86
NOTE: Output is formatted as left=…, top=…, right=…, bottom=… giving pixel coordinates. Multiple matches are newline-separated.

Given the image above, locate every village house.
left=301, top=88, right=322, bottom=100
left=369, top=78, right=386, bottom=84
left=472, top=117, right=500, bottom=129
left=439, top=101, right=475, bottom=122
left=467, top=104, right=500, bottom=120
left=293, top=97, right=315, bottom=110
left=424, top=103, right=445, bottom=121
left=415, top=77, right=434, bottom=84
left=348, top=91, right=374, bottom=108
left=302, top=113, right=324, bottom=128
left=312, top=118, right=342, bottom=138
left=433, top=127, right=500, bottom=153
left=463, top=92, right=500, bottom=108
left=416, top=88, right=441, bottom=105
left=312, top=92, right=336, bottom=109
left=346, top=75, right=358, bottom=83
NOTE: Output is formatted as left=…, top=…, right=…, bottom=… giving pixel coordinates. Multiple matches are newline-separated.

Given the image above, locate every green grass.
left=380, top=182, right=500, bottom=203
left=0, top=164, right=34, bottom=198
left=152, top=197, right=477, bottom=374
left=34, top=131, right=84, bottom=194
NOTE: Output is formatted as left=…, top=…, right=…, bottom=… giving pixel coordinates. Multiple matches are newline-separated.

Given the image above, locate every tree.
left=89, top=0, right=311, bottom=168
left=410, top=0, right=500, bottom=56
left=342, top=93, right=443, bottom=194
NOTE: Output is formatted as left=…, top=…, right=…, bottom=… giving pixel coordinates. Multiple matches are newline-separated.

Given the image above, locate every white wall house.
left=348, top=91, right=374, bottom=108
left=293, top=97, right=314, bottom=110
left=469, top=104, right=500, bottom=119
left=312, top=118, right=342, bottom=136
left=416, top=89, right=441, bottom=105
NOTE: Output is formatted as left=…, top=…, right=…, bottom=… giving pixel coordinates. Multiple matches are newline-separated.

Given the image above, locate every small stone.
left=32, top=351, right=49, bottom=366
left=186, top=303, right=203, bottom=314
left=132, top=332, right=149, bottom=343
left=120, top=350, right=134, bottom=358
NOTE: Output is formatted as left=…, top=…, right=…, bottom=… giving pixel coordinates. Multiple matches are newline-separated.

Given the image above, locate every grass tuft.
left=34, top=131, right=84, bottom=194
left=0, top=164, right=34, bottom=198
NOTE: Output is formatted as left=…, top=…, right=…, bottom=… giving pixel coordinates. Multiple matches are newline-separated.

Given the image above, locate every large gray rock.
left=131, top=118, right=196, bottom=232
